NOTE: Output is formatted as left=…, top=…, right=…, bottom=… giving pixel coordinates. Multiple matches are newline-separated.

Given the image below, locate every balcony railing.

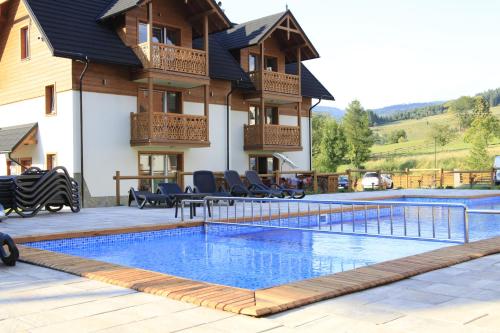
left=244, top=124, right=301, bottom=150
left=249, top=70, right=300, bottom=95
left=133, top=42, right=207, bottom=76
left=131, top=112, right=209, bottom=146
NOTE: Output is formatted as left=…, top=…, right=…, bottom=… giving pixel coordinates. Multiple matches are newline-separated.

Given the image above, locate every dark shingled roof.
left=99, top=0, right=141, bottom=20
left=214, top=12, right=285, bottom=50
left=0, top=123, right=38, bottom=153
left=25, top=0, right=140, bottom=66
left=193, top=36, right=253, bottom=89
left=286, top=63, right=335, bottom=101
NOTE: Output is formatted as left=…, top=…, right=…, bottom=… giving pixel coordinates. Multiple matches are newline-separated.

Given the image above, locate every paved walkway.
left=1, top=255, right=500, bottom=332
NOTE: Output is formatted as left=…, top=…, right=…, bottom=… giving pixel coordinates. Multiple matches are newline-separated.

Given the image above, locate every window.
left=249, top=156, right=279, bottom=175
left=249, top=106, right=278, bottom=125
left=138, top=153, right=181, bottom=191
left=139, top=23, right=181, bottom=46
left=138, top=23, right=148, bottom=44
left=265, top=56, right=278, bottom=71
left=249, top=106, right=260, bottom=125
left=249, top=54, right=258, bottom=72
left=20, top=26, right=29, bottom=60
left=46, top=154, right=56, bottom=170
left=265, top=107, right=279, bottom=125
left=45, top=85, right=56, bottom=115
left=139, top=89, right=181, bottom=114
left=20, top=158, right=32, bottom=172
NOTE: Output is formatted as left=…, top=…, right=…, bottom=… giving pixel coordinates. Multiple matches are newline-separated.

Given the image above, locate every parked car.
left=494, top=156, right=500, bottom=185
left=361, top=172, right=393, bottom=190
left=338, top=175, right=349, bottom=190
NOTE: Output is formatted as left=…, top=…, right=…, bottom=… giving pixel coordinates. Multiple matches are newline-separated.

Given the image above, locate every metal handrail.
left=201, top=196, right=479, bottom=243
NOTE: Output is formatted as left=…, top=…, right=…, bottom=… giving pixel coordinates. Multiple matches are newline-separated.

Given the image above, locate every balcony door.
left=138, top=153, right=182, bottom=192
left=249, top=106, right=279, bottom=125
left=138, top=89, right=182, bottom=114
left=138, top=23, right=180, bottom=46
left=249, top=155, right=279, bottom=175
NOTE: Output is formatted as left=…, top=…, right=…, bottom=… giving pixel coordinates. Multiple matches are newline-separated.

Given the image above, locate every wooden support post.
left=297, top=101, right=302, bottom=145
left=406, top=168, right=409, bottom=188
left=313, top=171, right=318, bottom=193
left=275, top=170, right=280, bottom=185
left=147, top=1, right=153, bottom=64
left=203, top=14, right=209, bottom=76
left=204, top=84, right=210, bottom=141
left=296, top=47, right=301, bottom=94
left=491, top=168, right=496, bottom=189
left=440, top=168, right=444, bottom=188
left=347, top=169, right=352, bottom=192
left=259, top=42, right=265, bottom=91
left=259, top=42, right=265, bottom=145
left=176, top=171, right=183, bottom=190
left=115, top=171, right=120, bottom=206
left=260, top=96, right=265, bottom=145
left=148, top=77, right=154, bottom=139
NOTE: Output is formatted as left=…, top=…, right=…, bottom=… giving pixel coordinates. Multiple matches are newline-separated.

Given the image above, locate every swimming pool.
left=25, top=224, right=451, bottom=290
left=24, top=195, right=500, bottom=290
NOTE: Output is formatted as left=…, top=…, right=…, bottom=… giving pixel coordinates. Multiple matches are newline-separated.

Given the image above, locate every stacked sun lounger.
left=0, top=166, right=80, bottom=218
left=0, top=176, right=16, bottom=215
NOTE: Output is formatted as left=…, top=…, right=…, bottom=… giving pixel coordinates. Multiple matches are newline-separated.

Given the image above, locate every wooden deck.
left=17, top=231, right=500, bottom=317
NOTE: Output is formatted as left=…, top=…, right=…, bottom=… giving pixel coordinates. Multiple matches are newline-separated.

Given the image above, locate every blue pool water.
left=26, top=225, right=450, bottom=290
left=25, top=196, right=500, bottom=290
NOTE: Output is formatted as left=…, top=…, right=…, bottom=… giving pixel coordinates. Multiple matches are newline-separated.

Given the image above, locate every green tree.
left=466, top=128, right=491, bottom=170
left=388, top=129, right=407, bottom=144
left=428, top=124, right=457, bottom=147
left=317, top=119, right=348, bottom=172
left=447, top=96, right=474, bottom=130
left=343, top=100, right=374, bottom=168
left=311, top=113, right=328, bottom=163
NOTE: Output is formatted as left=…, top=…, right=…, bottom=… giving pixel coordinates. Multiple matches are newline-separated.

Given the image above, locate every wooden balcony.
left=244, top=124, right=302, bottom=151
left=130, top=112, right=209, bottom=147
left=132, top=42, right=209, bottom=87
left=247, top=70, right=301, bottom=104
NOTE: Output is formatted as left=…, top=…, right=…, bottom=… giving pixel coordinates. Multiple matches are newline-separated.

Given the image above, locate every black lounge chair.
left=157, top=182, right=210, bottom=218
left=193, top=171, right=231, bottom=197
left=0, top=167, right=80, bottom=218
left=224, top=170, right=251, bottom=197
left=245, top=171, right=306, bottom=199
left=244, top=171, right=285, bottom=198
left=128, top=187, right=170, bottom=209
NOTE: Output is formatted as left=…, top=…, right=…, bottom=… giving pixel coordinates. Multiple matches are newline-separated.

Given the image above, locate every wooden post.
left=274, top=170, right=280, bottom=185
left=259, top=42, right=265, bottom=145
left=313, top=170, right=318, bottom=193
left=406, top=168, right=409, bottom=188
left=377, top=170, right=382, bottom=190
left=347, top=169, right=352, bottom=192
left=204, top=84, right=210, bottom=142
left=147, top=1, right=153, bottom=64
left=491, top=168, right=496, bottom=189
left=115, top=170, right=120, bottom=206
left=148, top=77, right=154, bottom=139
left=203, top=14, right=209, bottom=76
left=440, top=168, right=444, bottom=188
left=296, top=47, right=301, bottom=95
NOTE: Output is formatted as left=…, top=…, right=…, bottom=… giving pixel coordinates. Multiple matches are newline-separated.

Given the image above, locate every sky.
left=220, top=0, right=500, bottom=109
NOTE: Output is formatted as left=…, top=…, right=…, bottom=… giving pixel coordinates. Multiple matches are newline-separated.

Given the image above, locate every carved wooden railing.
left=244, top=124, right=301, bottom=147
left=249, top=70, right=300, bottom=95
left=133, top=42, right=207, bottom=76
left=131, top=112, right=208, bottom=144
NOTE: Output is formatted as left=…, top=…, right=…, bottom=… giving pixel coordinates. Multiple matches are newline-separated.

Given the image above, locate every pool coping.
left=14, top=193, right=500, bottom=317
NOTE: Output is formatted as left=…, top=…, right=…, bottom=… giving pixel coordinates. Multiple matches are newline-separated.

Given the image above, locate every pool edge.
left=17, top=234, right=500, bottom=317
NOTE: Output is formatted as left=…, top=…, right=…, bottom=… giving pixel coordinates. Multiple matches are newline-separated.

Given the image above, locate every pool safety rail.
left=200, top=197, right=500, bottom=244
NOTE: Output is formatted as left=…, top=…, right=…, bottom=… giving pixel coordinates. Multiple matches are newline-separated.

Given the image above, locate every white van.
left=494, top=156, right=500, bottom=185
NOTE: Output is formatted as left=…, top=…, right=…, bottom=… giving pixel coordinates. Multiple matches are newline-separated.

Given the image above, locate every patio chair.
left=157, top=182, right=211, bottom=218
left=0, top=233, right=19, bottom=266
left=193, top=171, right=231, bottom=197
left=128, top=187, right=170, bottom=209
left=245, top=171, right=305, bottom=199
left=224, top=170, right=251, bottom=197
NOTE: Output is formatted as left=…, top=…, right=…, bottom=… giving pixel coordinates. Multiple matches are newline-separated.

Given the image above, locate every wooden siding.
left=0, top=0, right=72, bottom=106
left=72, top=61, right=137, bottom=96
left=121, top=0, right=194, bottom=49
left=240, top=33, right=286, bottom=73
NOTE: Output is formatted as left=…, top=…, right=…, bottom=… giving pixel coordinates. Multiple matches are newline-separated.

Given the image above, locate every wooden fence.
left=113, top=168, right=498, bottom=206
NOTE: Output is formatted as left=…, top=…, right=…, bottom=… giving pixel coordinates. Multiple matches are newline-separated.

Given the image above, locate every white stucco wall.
left=81, top=92, right=137, bottom=197
left=0, top=90, right=76, bottom=175
left=0, top=154, right=6, bottom=175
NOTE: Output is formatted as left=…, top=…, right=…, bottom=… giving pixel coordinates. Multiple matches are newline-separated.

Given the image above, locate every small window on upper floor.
left=138, top=23, right=148, bottom=44
left=45, top=85, right=56, bottom=115
left=20, top=26, right=29, bottom=60
left=46, top=153, right=57, bottom=170
left=265, top=56, right=278, bottom=72
left=249, top=54, right=258, bottom=72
